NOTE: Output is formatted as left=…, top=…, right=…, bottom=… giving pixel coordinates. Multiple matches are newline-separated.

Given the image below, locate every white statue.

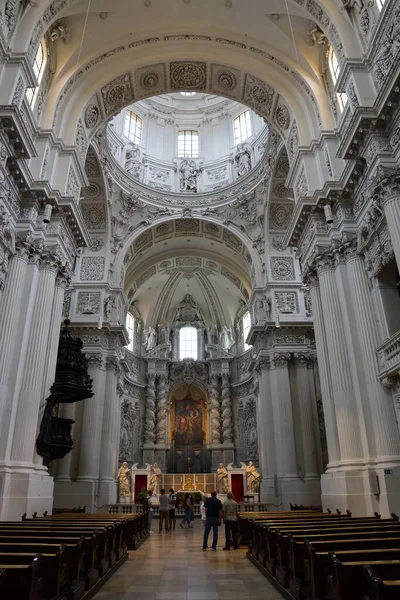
left=207, top=324, right=219, bottom=345
left=246, top=460, right=261, bottom=494
left=149, top=462, right=162, bottom=494
left=117, top=462, right=131, bottom=497
left=144, top=327, right=157, bottom=351
left=234, top=144, right=251, bottom=177
left=125, top=144, right=143, bottom=179
left=158, top=324, right=170, bottom=345
left=104, top=294, right=115, bottom=320
left=216, top=463, right=229, bottom=494
left=220, top=325, right=235, bottom=350
left=180, top=159, right=198, bottom=192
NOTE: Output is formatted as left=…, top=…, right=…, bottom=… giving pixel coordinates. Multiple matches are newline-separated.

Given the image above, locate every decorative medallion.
left=275, top=104, right=290, bottom=130
left=170, top=61, right=207, bottom=90
left=84, top=104, right=100, bottom=129
left=270, top=257, right=295, bottom=281
left=216, top=70, right=237, bottom=91
left=140, top=72, right=159, bottom=88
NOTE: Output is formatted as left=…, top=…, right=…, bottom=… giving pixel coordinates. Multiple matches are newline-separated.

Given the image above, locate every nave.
left=94, top=521, right=280, bottom=600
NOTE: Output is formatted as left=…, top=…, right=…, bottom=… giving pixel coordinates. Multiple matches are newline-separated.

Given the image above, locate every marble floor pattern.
left=94, top=520, right=282, bottom=600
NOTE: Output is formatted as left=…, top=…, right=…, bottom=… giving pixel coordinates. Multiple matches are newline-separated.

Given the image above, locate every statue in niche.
left=246, top=460, right=261, bottom=493
left=158, top=324, right=170, bottom=345
left=234, top=144, right=252, bottom=177
left=143, top=326, right=157, bottom=352
left=117, top=462, right=131, bottom=497
left=207, top=324, right=219, bottom=345
left=216, top=463, right=229, bottom=494
left=220, top=325, right=235, bottom=350
left=180, top=159, right=198, bottom=192
left=104, top=294, right=115, bottom=320
left=149, top=462, right=162, bottom=494
left=125, top=144, right=143, bottom=179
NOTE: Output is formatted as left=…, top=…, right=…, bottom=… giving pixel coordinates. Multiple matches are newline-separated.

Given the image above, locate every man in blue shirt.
left=202, top=490, right=223, bottom=551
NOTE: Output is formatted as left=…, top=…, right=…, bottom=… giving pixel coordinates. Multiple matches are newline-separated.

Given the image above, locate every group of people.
left=144, top=487, right=239, bottom=550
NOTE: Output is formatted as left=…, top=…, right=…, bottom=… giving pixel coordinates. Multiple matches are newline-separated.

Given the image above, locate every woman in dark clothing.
left=180, top=493, right=193, bottom=528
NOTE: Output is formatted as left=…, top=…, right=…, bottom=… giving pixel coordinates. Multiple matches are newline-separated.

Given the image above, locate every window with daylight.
left=26, top=40, right=46, bottom=107
left=124, top=110, right=143, bottom=144
left=376, top=0, right=386, bottom=9
left=328, top=47, right=348, bottom=113
left=179, top=326, right=198, bottom=360
left=180, top=92, right=196, bottom=96
left=243, top=312, right=252, bottom=351
left=126, top=313, right=135, bottom=352
left=234, top=111, right=252, bottom=145
left=178, top=130, right=199, bottom=158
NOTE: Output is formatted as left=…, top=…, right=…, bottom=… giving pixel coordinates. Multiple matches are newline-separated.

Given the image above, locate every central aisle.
left=95, top=520, right=282, bottom=600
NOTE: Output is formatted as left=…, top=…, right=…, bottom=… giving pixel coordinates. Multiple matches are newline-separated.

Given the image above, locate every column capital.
left=255, top=357, right=270, bottom=373
left=56, top=264, right=73, bottom=289
left=39, top=246, right=64, bottom=274
left=86, top=352, right=104, bottom=369
left=310, top=247, right=336, bottom=276
left=14, top=231, right=33, bottom=260
left=105, top=355, right=120, bottom=373
left=272, top=353, right=291, bottom=369
left=293, top=353, right=310, bottom=368
left=301, top=264, right=319, bottom=289
left=374, top=169, right=400, bottom=206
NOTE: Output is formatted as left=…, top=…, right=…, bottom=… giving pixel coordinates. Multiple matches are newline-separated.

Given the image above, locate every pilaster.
left=255, top=358, right=276, bottom=504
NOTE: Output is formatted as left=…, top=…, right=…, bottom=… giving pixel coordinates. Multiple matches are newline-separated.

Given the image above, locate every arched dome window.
left=234, top=110, right=252, bottom=144
left=126, top=313, right=135, bottom=352
left=26, top=40, right=46, bottom=107
left=242, top=311, right=252, bottom=351
left=179, top=326, right=198, bottom=360
left=328, top=47, right=348, bottom=113
left=124, top=110, right=142, bottom=144
left=178, top=130, right=199, bottom=158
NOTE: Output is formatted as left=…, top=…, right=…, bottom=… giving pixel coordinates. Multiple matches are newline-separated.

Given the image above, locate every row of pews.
left=239, top=510, right=400, bottom=600
left=0, top=511, right=148, bottom=599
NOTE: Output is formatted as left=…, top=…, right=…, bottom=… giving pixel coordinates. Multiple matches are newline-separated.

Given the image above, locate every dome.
left=106, top=93, right=269, bottom=198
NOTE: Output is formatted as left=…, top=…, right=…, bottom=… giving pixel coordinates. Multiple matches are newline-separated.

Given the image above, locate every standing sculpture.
left=216, top=463, right=229, bottom=494
left=144, top=327, right=157, bottom=352
left=220, top=325, right=235, bottom=350
left=246, top=460, right=261, bottom=493
left=149, top=462, right=162, bottom=494
left=117, top=462, right=131, bottom=498
left=234, top=144, right=251, bottom=177
left=180, top=159, right=198, bottom=192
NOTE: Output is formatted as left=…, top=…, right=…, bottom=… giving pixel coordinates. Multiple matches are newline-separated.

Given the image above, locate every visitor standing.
left=202, top=490, right=223, bottom=551
left=180, top=493, right=193, bottom=528
left=168, top=488, right=177, bottom=530
left=200, top=494, right=207, bottom=527
left=222, top=491, right=238, bottom=550
left=159, top=489, right=170, bottom=533
left=144, top=489, right=154, bottom=534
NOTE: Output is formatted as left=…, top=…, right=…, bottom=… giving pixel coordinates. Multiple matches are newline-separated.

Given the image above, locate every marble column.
left=293, top=354, right=320, bottom=478
left=98, top=356, right=120, bottom=505
left=207, top=374, right=221, bottom=444
left=316, top=254, right=364, bottom=465
left=156, top=374, right=168, bottom=445
left=144, top=373, right=156, bottom=444
left=271, top=354, right=297, bottom=478
left=345, top=246, right=400, bottom=463
left=255, top=358, right=276, bottom=503
left=303, top=268, right=340, bottom=468
left=221, top=373, right=233, bottom=443
left=0, top=236, right=31, bottom=458
left=376, top=174, right=400, bottom=271
left=11, top=250, right=59, bottom=465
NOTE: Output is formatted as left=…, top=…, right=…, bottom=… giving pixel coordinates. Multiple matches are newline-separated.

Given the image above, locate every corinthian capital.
left=311, top=247, right=335, bottom=275
left=374, top=168, right=400, bottom=206
left=15, top=231, right=33, bottom=259
left=272, top=353, right=291, bottom=369
left=301, top=264, right=319, bottom=289
left=56, top=264, right=73, bottom=288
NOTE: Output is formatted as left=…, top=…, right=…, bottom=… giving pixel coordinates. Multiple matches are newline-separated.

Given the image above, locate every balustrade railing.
left=377, top=329, right=400, bottom=380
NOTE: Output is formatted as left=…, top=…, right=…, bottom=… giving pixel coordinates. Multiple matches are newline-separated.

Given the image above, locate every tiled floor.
left=94, top=520, right=282, bottom=600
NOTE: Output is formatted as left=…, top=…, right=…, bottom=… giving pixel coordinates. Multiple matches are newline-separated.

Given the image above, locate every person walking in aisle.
left=222, top=491, right=238, bottom=550
left=180, top=493, right=193, bottom=528
left=168, top=488, right=177, bottom=530
left=202, top=490, right=223, bottom=551
left=158, top=488, right=170, bottom=533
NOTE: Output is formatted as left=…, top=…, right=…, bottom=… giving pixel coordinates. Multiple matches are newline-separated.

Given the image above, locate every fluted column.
left=255, top=358, right=276, bottom=500
left=144, top=373, right=156, bottom=444
left=376, top=174, right=400, bottom=270
left=77, top=354, right=106, bottom=480
left=98, top=356, right=120, bottom=504
left=156, top=374, right=168, bottom=444
left=316, top=253, right=363, bottom=465
left=271, top=354, right=297, bottom=477
left=294, top=354, right=320, bottom=477
left=0, top=235, right=31, bottom=458
left=345, top=245, right=400, bottom=463
left=11, top=249, right=59, bottom=465
left=221, top=373, right=233, bottom=443
left=303, top=268, right=340, bottom=467
left=208, top=374, right=221, bottom=444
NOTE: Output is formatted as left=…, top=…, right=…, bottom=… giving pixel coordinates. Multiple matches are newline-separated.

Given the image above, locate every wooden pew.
left=328, top=553, right=400, bottom=600
left=364, top=564, right=400, bottom=600
left=0, top=554, right=45, bottom=600
left=291, top=533, right=400, bottom=600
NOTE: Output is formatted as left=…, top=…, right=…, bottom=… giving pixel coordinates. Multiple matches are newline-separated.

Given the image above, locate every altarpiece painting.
left=170, top=383, right=207, bottom=449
